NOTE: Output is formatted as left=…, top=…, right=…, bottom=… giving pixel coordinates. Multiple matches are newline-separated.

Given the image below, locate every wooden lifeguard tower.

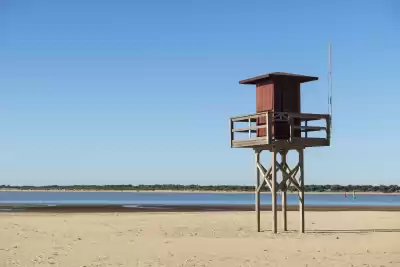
left=229, top=72, right=331, bottom=233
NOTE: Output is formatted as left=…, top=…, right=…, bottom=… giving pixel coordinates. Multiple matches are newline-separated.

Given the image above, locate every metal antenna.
left=328, top=42, right=333, bottom=130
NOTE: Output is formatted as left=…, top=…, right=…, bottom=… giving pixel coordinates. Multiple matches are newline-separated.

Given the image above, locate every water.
left=0, top=191, right=399, bottom=207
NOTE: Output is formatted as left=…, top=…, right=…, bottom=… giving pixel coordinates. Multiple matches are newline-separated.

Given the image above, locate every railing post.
left=266, top=112, right=272, bottom=144
left=230, top=118, right=233, bottom=147
left=304, top=120, right=308, bottom=138
left=289, top=117, right=294, bottom=143
left=326, top=116, right=331, bottom=142
left=248, top=118, right=252, bottom=139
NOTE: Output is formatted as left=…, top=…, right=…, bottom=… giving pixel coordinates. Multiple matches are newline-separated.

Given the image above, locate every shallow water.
left=0, top=191, right=399, bottom=206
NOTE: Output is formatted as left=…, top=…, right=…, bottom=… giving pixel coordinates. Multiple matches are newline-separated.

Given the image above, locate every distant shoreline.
left=0, top=189, right=398, bottom=195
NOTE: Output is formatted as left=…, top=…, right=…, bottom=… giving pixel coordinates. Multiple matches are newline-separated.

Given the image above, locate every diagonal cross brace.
left=276, top=162, right=301, bottom=192
left=277, top=163, right=300, bottom=191
left=256, top=163, right=272, bottom=192
left=256, top=161, right=302, bottom=193
left=257, top=174, right=272, bottom=192
left=281, top=163, right=300, bottom=184
left=257, top=162, right=281, bottom=193
left=286, top=165, right=300, bottom=189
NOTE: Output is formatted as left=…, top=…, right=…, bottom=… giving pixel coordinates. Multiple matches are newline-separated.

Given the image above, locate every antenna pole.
left=328, top=42, right=333, bottom=130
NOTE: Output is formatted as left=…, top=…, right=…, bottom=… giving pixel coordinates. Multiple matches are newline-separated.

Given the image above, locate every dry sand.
left=1, top=211, right=400, bottom=267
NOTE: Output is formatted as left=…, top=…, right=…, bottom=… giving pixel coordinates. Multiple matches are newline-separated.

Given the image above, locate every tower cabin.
left=229, top=72, right=331, bottom=234
left=230, top=72, right=331, bottom=149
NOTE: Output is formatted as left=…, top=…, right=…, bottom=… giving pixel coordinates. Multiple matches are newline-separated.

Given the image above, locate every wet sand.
left=1, top=211, right=400, bottom=266
left=1, top=204, right=400, bottom=213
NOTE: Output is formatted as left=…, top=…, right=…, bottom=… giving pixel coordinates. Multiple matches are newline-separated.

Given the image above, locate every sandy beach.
left=1, top=211, right=400, bottom=267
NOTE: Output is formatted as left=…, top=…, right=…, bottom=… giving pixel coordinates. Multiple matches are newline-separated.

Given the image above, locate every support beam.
left=255, top=150, right=261, bottom=232
left=263, top=175, right=273, bottom=192
left=298, top=148, right=305, bottom=233
left=257, top=173, right=272, bottom=193
left=271, top=148, right=277, bottom=233
left=250, top=147, right=306, bottom=234
left=256, top=163, right=273, bottom=192
left=256, top=163, right=273, bottom=191
left=281, top=150, right=288, bottom=231
left=276, top=162, right=301, bottom=192
left=285, top=166, right=300, bottom=190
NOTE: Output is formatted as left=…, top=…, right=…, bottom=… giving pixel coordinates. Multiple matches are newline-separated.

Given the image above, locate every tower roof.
left=239, top=72, right=318, bottom=85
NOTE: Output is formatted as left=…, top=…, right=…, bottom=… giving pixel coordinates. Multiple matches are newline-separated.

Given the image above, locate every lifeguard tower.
left=229, top=72, right=331, bottom=233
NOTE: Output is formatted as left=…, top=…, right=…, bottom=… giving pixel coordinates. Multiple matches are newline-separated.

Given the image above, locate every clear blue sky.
left=0, top=0, right=399, bottom=186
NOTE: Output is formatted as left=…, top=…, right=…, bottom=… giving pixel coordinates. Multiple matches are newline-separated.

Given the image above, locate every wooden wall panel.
left=256, top=81, right=274, bottom=137
left=256, top=78, right=302, bottom=138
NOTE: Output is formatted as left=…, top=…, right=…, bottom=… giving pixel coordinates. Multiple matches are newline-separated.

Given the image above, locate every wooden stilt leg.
left=271, top=148, right=277, bottom=233
left=281, top=150, right=288, bottom=231
left=255, top=150, right=261, bottom=232
left=298, top=148, right=305, bottom=233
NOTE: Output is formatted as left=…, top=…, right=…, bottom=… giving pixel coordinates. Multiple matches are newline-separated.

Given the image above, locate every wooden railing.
left=230, top=111, right=331, bottom=147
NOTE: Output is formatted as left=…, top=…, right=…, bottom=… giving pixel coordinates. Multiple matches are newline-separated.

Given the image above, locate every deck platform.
left=231, top=137, right=329, bottom=149
left=230, top=111, right=331, bottom=150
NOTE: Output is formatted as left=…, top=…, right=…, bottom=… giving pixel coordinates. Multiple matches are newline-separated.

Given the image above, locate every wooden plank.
left=232, top=137, right=267, bottom=142
left=283, top=112, right=330, bottom=120
left=276, top=162, right=301, bottom=192
left=232, top=125, right=266, bottom=132
left=233, top=118, right=258, bottom=123
left=285, top=165, right=300, bottom=191
left=232, top=141, right=266, bottom=147
left=256, top=174, right=272, bottom=193
left=233, top=129, right=257, bottom=133
left=256, top=177, right=267, bottom=193
left=293, top=126, right=326, bottom=132
left=232, top=138, right=268, bottom=147
left=256, top=163, right=272, bottom=192
left=230, top=111, right=330, bottom=123
left=256, top=162, right=267, bottom=177
left=264, top=176, right=272, bottom=192
left=231, top=137, right=329, bottom=149
left=290, top=138, right=329, bottom=147
left=231, top=113, right=265, bottom=122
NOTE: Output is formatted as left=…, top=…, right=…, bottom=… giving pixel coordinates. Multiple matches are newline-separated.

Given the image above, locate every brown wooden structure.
left=229, top=72, right=331, bottom=233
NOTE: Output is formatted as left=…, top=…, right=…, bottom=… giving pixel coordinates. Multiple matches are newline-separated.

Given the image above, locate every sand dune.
left=1, top=211, right=400, bottom=266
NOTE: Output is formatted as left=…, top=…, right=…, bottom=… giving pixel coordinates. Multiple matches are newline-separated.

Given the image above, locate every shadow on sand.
left=259, top=228, right=400, bottom=234
left=308, top=228, right=400, bottom=234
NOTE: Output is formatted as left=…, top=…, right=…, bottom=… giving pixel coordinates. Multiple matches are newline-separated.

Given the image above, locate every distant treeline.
left=0, top=184, right=399, bottom=193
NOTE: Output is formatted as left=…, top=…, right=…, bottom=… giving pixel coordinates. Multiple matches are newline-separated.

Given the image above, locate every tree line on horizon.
left=0, top=184, right=399, bottom=193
